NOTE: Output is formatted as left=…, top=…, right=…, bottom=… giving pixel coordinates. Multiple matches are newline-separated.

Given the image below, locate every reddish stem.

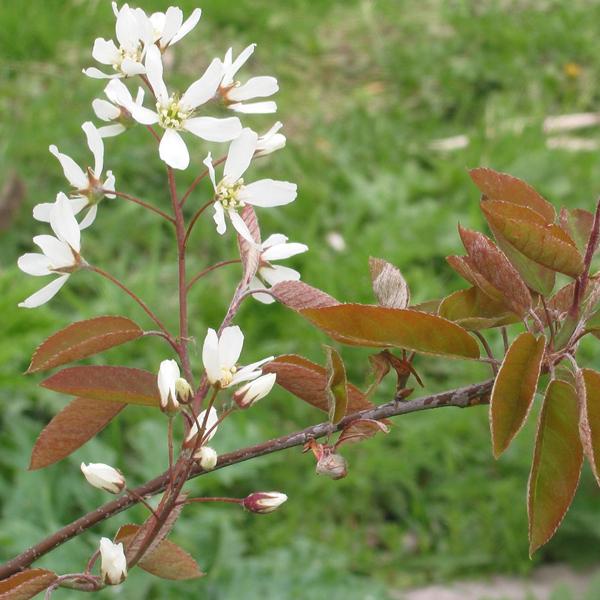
left=186, top=259, right=241, bottom=292
left=111, top=190, right=174, bottom=223
left=183, top=199, right=214, bottom=247
left=180, top=155, right=226, bottom=207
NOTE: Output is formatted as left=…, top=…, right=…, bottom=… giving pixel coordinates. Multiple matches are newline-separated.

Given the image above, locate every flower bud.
left=175, top=377, right=193, bottom=405
left=194, top=446, right=218, bottom=471
left=157, top=359, right=182, bottom=415
left=99, top=537, right=127, bottom=585
left=316, top=453, right=348, bottom=480
left=243, top=491, right=288, bottom=514
left=81, top=462, right=126, bottom=494
left=234, top=373, right=276, bottom=408
left=255, top=122, right=286, bottom=157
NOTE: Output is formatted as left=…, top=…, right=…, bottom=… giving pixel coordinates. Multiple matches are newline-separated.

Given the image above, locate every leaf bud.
left=243, top=491, right=288, bottom=514
left=316, top=452, right=348, bottom=480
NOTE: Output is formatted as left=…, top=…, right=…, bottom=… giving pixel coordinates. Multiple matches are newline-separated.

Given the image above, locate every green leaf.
left=27, top=316, right=143, bottom=373
left=300, top=304, right=480, bottom=359
left=41, top=366, right=160, bottom=407
left=528, top=380, right=582, bottom=555
left=324, top=346, right=348, bottom=424
left=0, top=569, right=57, bottom=599
left=490, top=332, right=545, bottom=458
left=580, top=369, right=600, bottom=485
left=29, top=397, right=126, bottom=470
left=369, top=257, right=410, bottom=308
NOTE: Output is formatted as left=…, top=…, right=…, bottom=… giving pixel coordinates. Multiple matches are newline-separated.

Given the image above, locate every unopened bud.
left=175, top=377, right=193, bottom=405
left=157, top=359, right=182, bottom=415
left=194, top=446, right=218, bottom=471
left=316, top=453, right=348, bottom=480
left=243, top=491, right=288, bottom=514
left=81, top=462, right=126, bottom=494
left=234, top=373, right=276, bottom=408
left=99, top=538, right=127, bottom=585
left=255, top=122, right=286, bottom=157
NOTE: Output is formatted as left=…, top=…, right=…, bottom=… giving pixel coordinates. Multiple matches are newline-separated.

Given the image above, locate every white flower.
left=84, top=2, right=152, bottom=80
left=255, top=122, right=286, bottom=157
left=194, top=446, right=218, bottom=470
left=99, top=538, right=128, bottom=585
left=157, top=359, right=180, bottom=412
left=80, top=462, right=126, bottom=494
left=18, top=194, right=84, bottom=309
left=202, top=325, right=273, bottom=388
left=93, top=79, right=145, bottom=138
left=219, top=44, right=279, bottom=114
left=126, top=45, right=242, bottom=170
left=243, top=491, right=288, bottom=514
left=35, top=122, right=115, bottom=230
left=205, top=129, right=297, bottom=243
left=149, top=7, right=202, bottom=51
left=234, top=373, right=277, bottom=408
left=185, top=406, right=219, bottom=445
left=249, top=233, right=308, bottom=303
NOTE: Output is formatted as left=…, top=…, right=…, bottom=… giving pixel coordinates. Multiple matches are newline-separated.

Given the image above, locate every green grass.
left=3, top=0, right=600, bottom=598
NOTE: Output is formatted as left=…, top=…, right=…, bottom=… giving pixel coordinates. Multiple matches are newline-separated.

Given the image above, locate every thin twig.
left=111, top=190, right=175, bottom=223
left=473, top=331, right=498, bottom=375
left=180, top=155, right=226, bottom=208
left=183, top=199, right=214, bottom=247
left=186, top=259, right=241, bottom=292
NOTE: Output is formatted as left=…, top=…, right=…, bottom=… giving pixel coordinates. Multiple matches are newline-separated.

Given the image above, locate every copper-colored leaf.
left=528, top=380, right=582, bottom=555
left=116, top=524, right=203, bottom=580
left=580, top=369, right=600, bottom=485
left=263, top=354, right=371, bottom=414
left=270, top=280, right=339, bottom=310
left=482, top=202, right=584, bottom=278
left=439, top=287, right=519, bottom=331
left=29, top=397, right=125, bottom=470
left=469, top=167, right=556, bottom=223
left=27, top=316, right=143, bottom=374
left=0, top=569, right=57, bottom=599
left=458, top=226, right=532, bottom=316
left=369, top=257, right=410, bottom=308
left=301, top=304, right=480, bottom=359
left=446, top=255, right=504, bottom=303
left=490, top=332, right=545, bottom=458
left=559, top=207, right=594, bottom=254
left=336, top=419, right=389, bottom=449
left=41, top=366, right=160, bottom=407
left=324, top=346, right=348, bottom=424
left=237, top=206, right=261, bottom=288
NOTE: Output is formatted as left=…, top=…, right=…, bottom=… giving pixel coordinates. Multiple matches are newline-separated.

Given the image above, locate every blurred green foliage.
left=2, top=0, right=600, bottom=598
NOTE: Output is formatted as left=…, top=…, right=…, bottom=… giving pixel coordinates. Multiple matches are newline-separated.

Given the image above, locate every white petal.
left=231, top=356, right=273, bottom=385
left=98, top=124, right=126, bottom=138
left=92, top=38, right=120, bottom=66
left=227, top=76, right=278, bottom=102
left=104, top=172, right=116, bottom=198
left=133, top=7, right=154, bottom=46
left=180, top=58, right=223, bottom=110
left=229, top=209, right=255, bottom=244
left=170, top=8, right=202, bottom=45
left=240, top=179, right=297, bottom=207
left=202, top=328, right=221, bottom=384
left=79, top=205, right=98, bottom=230
left=19, top=275, right=69, bottom=309
left=135, top=87, right=145, bottom=104
left=104, top=78, right=133, bottom=106
left=218, top=325, right=244, bottom=370
left=18, top=253, right=52, bottom=276
left=83, top=67, right=118, bottom=80
left=159, top=129, right=189, bottom=170
left=224, top=128, right=258, bottom=182
left=203, top=153, right=217, bottom=191
left=158, top=359, right=180, bottom=406
left=93, top=99, right=120, bottom=121
left=70, top=197, right=89, bottom=216
left=33, top=235, right=74, bottom=267
left=229, top=101, right=277, bottom=114
left=145, top=45, right=168, bottom=104
left=261, top=233, right=288, bottom=248
left=82, top=121, right=104, bottom=175
left=50, top=193, right=81, bottom=252
left=115, top=5, right=141, bottom=50
left=225, top=44, right=256, bottom=83
left=160, top=6, right=183, bottom=45
left=32, top=202, right=53, bottom=223
left=262, top=241, right=308, bottom=261
left=260, top=264, right=301, bottom=286
left=249, top=276, right=276, bottom=304
left=213, top=202, right=226, bottom=234
left=49, top=145, right=87, bottom=189
left=197, top=407, right=219, bottom=442
left=184, top=116, right=241, bottom=142
left=120, top=58, right=146, bottom=77
left=129, top=103, right=159, bottom=125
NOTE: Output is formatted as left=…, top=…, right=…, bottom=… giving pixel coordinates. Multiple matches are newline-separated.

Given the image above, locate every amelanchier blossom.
left=157, top=359, right=184, bottom=413
left=84, top=2, right=152, bottom=79
left=255, top=122, right=286, bottom=157
left=80, top=462, right=126, bottom=494
left=194, top=446, right=218, bottom=470
left=127, top=45, right=241, bottom=170
left=243, top=491, right=288, bottom=514
left=205, top=128, right=297, bottom=243
left=149, top=6, right=202, bottom=51
left=93, top=79, right=145, bottom=138
left=99, top=538, right=128, bottom=585
left=219, top=44, right=279, bottom=114
left=185, top=406, right=219, bottom=446
left=202, top=325, right=273, bottom=389
left=249, top=233, right=308, bottom=303
left=234, top=373, right=277, bottom=408
left=18, top=194, right=84, bottom=309
left=35, top=122, right=115, bottom=229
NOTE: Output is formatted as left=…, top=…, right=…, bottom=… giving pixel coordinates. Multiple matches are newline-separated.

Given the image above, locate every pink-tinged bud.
left=194, top=446, right=218, bottom=471
left=99, top=537, right=127, bottom=585
left=234, top=373, right=276, bottom=408
left=316, top=453, right=348, bottom=480
left=243, top=491, right=288, bottom=514
left=81, top=462, right=126, bottom=494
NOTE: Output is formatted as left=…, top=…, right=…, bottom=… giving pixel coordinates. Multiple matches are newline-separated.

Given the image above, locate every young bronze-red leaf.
left=0, top=568, right=57, bottom=599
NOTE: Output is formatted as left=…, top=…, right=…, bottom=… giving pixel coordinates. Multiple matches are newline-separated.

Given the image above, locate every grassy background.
left=2, top=0, right=600, bottom=598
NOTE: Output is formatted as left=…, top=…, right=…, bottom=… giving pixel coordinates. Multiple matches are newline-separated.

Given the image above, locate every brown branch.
left=0, top=378, right=492, bottom=580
